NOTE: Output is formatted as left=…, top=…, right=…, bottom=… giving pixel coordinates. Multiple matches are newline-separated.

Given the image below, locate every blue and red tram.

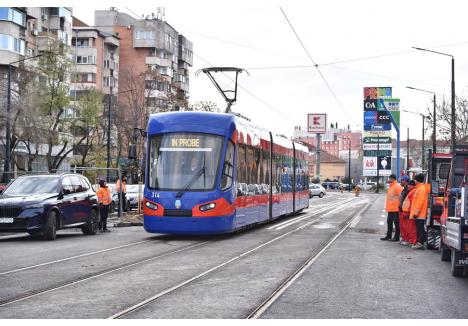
left=143, top=111, right=309, bottom=234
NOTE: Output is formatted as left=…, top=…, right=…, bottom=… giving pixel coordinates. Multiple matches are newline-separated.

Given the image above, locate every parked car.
left=341, top=183, right=354, bottom=191
left=125, top=184, right=144, bottom=210
left=0, top=173, right=99, bottom=240
left=360, top=182, right=377, bottom=191
left=309, top=184, right=326, bottom=198
left=322, top=181, right=339, bottom=190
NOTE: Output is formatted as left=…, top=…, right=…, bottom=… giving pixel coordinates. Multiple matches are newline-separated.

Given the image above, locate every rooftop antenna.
left=195, top=67, right=249, bottom=113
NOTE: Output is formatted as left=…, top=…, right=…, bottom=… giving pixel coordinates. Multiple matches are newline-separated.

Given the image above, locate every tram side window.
left=221, top=141, right=234, bottom=190
left=237, top=144, right=247, bottom=196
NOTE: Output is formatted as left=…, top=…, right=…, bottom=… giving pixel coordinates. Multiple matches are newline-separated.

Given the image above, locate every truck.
left=426, top=152, right=452, bottom=250
left=439, top=145, right=468, bottom=277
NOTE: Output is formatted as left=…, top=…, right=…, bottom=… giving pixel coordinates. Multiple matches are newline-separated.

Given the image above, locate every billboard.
left=363, top=143, right=392, bottom=150
left=363, top=124, right=392, bottom=131
left=307, top=113, right=327, bottom=134
left=364, top=111, right=378, bottom=125
left=363, top=136, right=392, bottom=144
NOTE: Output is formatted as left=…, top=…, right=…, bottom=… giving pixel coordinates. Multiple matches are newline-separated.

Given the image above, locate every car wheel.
left=42, top=211, right=57, bottom=241
left=109, top=202, right=115, bottom=213
left=82, top=209, right=99, bottom=235
left=319, top=192, right=324, bottom=198
left=127, top=200, right=131, bottom=211
left=440, top=242, right=451, bottom=262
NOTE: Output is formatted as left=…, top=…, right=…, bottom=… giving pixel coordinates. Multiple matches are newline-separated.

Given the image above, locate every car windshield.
left=3, top=176, right=60, bottom=195
left=148, top=133, right=223, bottom=191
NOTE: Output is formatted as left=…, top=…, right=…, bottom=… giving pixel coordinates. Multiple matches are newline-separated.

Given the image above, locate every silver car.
left=309, top=184, right=326, bottom=198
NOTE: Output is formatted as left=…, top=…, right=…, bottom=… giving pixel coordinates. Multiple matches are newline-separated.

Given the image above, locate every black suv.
left=0, top=173, right=99, bottom=240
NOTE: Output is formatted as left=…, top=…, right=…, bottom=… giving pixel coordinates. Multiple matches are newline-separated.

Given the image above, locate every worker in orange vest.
left=401, top=180, right=417, bottom=245
left=97, top=179, right=112, bottom=232
left=381, top=174, right=403, bottom=241
left=398, top=175, right=411, bottom=245
left=409, top=173, right=429, bottom=249
left=116, top=176, right=127, bottom=212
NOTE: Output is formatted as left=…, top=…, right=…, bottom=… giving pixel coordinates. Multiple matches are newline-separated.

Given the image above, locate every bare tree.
left=425, top=95, right=468, bottom=143
left=185, top=100, right=220, bottom=112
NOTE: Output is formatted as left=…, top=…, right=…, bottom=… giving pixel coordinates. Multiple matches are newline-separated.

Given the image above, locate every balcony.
left=145, top=56, right=171, bottom=67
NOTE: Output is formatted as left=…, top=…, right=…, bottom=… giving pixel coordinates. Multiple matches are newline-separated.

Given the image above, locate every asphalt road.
left=0, top=191, right=466, bottom=319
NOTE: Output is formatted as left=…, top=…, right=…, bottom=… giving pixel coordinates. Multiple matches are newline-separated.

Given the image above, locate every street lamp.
left=412, top=47, right=455, bottom=151
left=3, top=54, right=42, bottom=183
left=406, top=86, right=437, bottom=153
left=106, top=88, right=136, bottom=182
left=401, top=109, right=429, bottom=170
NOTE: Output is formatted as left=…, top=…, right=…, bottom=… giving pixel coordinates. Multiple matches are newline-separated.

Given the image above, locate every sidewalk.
left=263, top=193, right=468, bottom=319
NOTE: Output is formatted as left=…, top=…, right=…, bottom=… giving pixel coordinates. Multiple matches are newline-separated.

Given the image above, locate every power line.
left=279, top=7, right=355, bottom=123
left=193, top=53, right=298, bottom=124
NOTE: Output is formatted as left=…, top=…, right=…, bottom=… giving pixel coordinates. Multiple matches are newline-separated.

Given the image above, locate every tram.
left=143, top=111, right=309, bottom=234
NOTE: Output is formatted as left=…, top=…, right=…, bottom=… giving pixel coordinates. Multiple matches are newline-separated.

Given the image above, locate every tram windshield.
left=148, top=133, right=224, bottom=191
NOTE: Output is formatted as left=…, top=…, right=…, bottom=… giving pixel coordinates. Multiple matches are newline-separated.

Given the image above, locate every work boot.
left=400, top=241, right=409, bottom=246
left=390, top=237, right=400, bottom=242
left=411, top=243, right=424, bottom=250
left=380, top=236, right=391, bottom=241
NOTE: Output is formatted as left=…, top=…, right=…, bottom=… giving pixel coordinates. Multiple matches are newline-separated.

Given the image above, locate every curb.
left=114, top=222, right=144, bottom=227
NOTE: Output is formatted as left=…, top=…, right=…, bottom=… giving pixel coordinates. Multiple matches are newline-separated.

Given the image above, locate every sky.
left=19, top=0, right=468, bottom=140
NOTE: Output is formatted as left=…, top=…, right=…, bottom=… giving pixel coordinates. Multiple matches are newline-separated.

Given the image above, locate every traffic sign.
left=307, top=113, right=327, bottom=134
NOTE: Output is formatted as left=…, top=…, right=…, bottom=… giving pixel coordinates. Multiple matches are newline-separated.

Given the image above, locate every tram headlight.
left=199, top=202, right=216, bottom=212
left=145, top=201, right=158, bottom=211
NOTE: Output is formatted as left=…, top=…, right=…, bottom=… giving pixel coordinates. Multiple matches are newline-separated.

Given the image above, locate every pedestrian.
left=116, top=176, right=127, bottom=212
left=97, top=179, right=112, bottom=232
left=381, top=174, right=403, bottom=241
left=401, top=180, right=417, bottom=246
left=409, top=173, right=429, bottom=249
left=398, top=175, right=410, bottom=245
left=354, top=184, right=361, bottom=197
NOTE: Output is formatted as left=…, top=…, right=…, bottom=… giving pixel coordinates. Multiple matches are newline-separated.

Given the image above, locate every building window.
left=135, top=30, right=155, bottom=40
left=0, top=8, right=26, bottom=27
left=76, top=55, right=96, bottom=64
left=0, top=33, right=25, bottom=55
left=73, top=39, right=90, bottom=47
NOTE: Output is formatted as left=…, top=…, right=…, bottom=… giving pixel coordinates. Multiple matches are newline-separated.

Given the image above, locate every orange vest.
left=97, top=187, right=112, bottom=205
left=116, top=179, right=126, bottom=193
left=409, top=183, right=429, bottom=219
left=386, top=181, right=403, bottom=212
left=402, top=188, right=416, bottom=213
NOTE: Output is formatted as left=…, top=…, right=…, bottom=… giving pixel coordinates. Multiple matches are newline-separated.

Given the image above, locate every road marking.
left=275, top=198, right=361, bottom=230
left=0, top=239, right=153, bottom=276
left=381, top=214, right=386, bottom=218
left=378, top=221, right=385, bottom=225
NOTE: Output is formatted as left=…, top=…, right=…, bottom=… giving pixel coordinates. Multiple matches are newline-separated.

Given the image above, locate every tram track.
left=109, top=198, right=369, bottom=319
left=246, top=200, right=373, bottom=319
left=0, top=195, right=363, bottom=316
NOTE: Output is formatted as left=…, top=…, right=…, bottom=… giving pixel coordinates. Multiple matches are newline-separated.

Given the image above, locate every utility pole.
left=422, top=115, right=425, bottom=171
left=348, top=137, right=351, bottom=192
left=375, top=135, right=380, bottom=193
left=406, top=127, right=409, bottom=172
left=316, top=133, right=321, bottom=180
left=451, top=57, right=455, bottom=152
left=106, top=86, right=113, bottom=182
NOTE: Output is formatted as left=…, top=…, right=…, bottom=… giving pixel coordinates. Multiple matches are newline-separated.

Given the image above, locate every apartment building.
left=0, top=7, right=74, bottom=173
left=94, top=8, right=193, bottom=113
